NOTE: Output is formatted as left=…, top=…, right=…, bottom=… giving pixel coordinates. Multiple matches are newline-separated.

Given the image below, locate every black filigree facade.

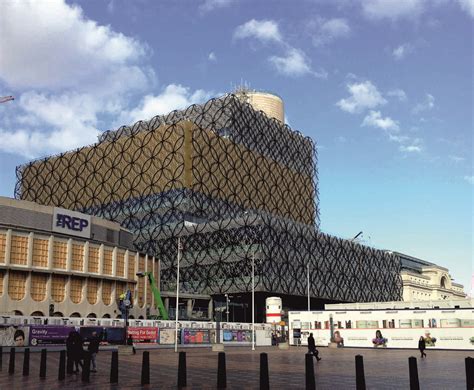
left=15, top=94, right=402, bottom=302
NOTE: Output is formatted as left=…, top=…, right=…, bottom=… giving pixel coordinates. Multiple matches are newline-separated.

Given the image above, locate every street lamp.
left=307, top=263, right=310, bottom=311
left=252, top=250, right=255, bottom=351
left=175, top=237, right=183, bottom=352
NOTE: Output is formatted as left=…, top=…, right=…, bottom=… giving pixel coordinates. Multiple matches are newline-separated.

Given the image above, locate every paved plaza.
left=0, top=346, right=471, bottom=389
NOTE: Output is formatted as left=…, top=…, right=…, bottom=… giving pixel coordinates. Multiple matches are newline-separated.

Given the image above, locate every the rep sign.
left=52, top=207, right=91, bottom=239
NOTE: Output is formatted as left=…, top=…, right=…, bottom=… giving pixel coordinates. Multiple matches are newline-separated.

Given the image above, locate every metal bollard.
left=58, top=350, right=66, bottom=380
left=177, top=351, right=187, bottom=388
left=305, top=353, right=316, bottom=390
left=39, top=349, right=47, bottom=378
left=8, top=347, right=15, bottom=375
left=110, top=350, right=119, bottom=384
left=260, top=352, right=270, bottom=390
left=355, top=355, right=366, bottom=390
left=82, top=351, right=91, bottom=383
left=466, top=357, right=474, bottom=390
left=0, top=346, right=3, bottom=371
left=141, top=351, right=150, bottom=385
left=217, top=352, right=227, bottom=389
left=23, top=348, right=30, bottom=376
left=408, top=356, right=420, bottom=390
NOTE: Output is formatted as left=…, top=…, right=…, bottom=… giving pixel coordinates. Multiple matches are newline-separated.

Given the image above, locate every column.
left=186, top=299, right=193, bottom=319
left=164, top=297, right=169, bottom=312
left=66, top=238, right=73, bottom=272
left=208, top=299, right=213, bottom=320
left=27, top=232, right=34, bottom=268
left=47, top=235, right=54, bottom=270
left=5, top=229, right=12, bottom=266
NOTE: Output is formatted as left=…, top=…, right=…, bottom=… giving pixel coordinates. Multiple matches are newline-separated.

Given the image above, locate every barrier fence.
left=1, top=346, right=472, bottom=389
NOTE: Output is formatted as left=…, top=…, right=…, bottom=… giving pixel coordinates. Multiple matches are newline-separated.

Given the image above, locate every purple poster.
left=29, top=326, right=75, bottom=346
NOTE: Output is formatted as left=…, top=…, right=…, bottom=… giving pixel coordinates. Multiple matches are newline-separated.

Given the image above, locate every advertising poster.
left=223, top=329, right=251, bottom=342
left=29, top=326, right=75, bottom=346
left=105, top=327, right=125, bottom=344
left=183, top=329, right=210, bottom=344
left=127, top=327, right=158, bottom=343
left=159, top=328, right=180, bottom=345
left=0, top=325, right=30, bottom=347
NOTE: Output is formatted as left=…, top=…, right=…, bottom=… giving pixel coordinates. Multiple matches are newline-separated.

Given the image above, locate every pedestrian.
left=418, top=335, right=426, bottom=358
left=271, top=333, right=276, bottom=346
left=66, top=331, right=75, bottom=373
left=72, top=331, right=84, bottom=373
left=88, top=331, right=100, bottom=372
left=307, top=333, right=321, bottom=361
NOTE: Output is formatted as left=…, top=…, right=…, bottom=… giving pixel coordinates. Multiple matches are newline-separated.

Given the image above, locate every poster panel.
left=223, top=329, right=252, bottom=342
left=0, top=325, right=30, bottom=347
left=159, top=328, right=179, bottom=345
left=105, top=327, right=125, bottom=344
left=127, top=327, right=158, bottom=343
left=182, top=329, right=210, bottom=344
left=29, top=326, right=75, bottom=346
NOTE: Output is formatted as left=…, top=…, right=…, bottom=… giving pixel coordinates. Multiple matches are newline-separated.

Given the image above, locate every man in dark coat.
left=88, top=331, right=100, bottom=372
left=418, top=336, right=427, bottom=358
left=307, top=333, right=321, bottom=361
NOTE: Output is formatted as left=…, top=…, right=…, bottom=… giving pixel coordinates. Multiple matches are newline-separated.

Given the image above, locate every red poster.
left=127, top=327, right=158, bottom=342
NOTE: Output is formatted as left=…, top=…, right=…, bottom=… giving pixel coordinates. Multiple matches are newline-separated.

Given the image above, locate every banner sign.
left=223, top=329, right=252, bottom=342
left=0, top=325, right=30, bottom=347
left=52, top=207, right=91, bottom=239
left=29, top=325, right=75, bottom=346
left=127, top=327, right=158, bottom=342
left=182, top=329, right=210, bottom=344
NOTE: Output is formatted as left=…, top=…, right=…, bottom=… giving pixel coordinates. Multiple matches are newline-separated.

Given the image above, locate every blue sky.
left=0, top=0, right=472, bottom=292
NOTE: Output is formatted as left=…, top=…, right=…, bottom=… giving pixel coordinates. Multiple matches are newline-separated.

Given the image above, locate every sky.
left=0, top=0, right=472, bottom=292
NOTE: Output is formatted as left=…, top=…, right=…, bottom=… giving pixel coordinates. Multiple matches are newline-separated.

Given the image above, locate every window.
left=53, top=241, right=67, bottom=269
left=116, top=251, right=125, bottom=277
left=8, top=271, right=26, bottom=300
left=30, top=273, right=47, bottom=302
left=32, top=238, right=49, bottom=267
left=51, top=275, right=66, bottom=302
left=10, top=235, right=28, bottom=265
left=71, top=244, right=84, bottom=271
left=0, top=233, right=6, bottom=263
left=88, top=247, right=99, bottom=273
left=102, top=280, right=113, bottom=305
left=70, top=277, right=83, bottom=304
left=87, top=278, right=99, bottom=304
left=103, top=249, right=113, bottom=275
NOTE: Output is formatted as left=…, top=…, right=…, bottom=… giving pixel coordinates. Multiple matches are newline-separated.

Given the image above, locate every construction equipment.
left=136, top=271, right=169, bottom=320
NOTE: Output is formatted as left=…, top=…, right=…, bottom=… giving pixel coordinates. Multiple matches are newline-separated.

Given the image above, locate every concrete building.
left=0, top=196, right=161, bottom=319
left=398, top=252, right=465, bottom=301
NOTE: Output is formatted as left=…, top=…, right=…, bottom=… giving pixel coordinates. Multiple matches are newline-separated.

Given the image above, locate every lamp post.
left=252, top=250, right=255, bottom=351
left=175, top=237, right=182, bottom=353
left=307, top=263, right=310, bottom=311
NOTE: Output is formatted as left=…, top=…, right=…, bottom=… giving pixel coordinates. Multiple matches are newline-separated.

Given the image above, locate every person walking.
left=88, top=331, right=100, bottom=372
left=307, top=333, right=321, bottom=361
left=72, top=331, right=84, bottom=373
left=418, top=336, right=427, bottom=358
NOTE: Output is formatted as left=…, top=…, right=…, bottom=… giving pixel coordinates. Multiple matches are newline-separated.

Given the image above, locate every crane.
left=0, top=96, right=14, bottom=104
left=136, top=271, right=169, bottom=320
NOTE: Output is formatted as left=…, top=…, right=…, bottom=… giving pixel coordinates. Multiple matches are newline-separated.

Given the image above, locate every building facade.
left=14, top=93, right=403, bottom=312
left=0, top=197, right=161, bottom=319
left=398, top=252, right=465, bottom=301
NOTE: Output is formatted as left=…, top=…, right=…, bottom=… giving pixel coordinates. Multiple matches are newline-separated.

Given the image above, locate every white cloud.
left=269, top=48, right=326, bottom=78
left=310, top=18, right=351, bottom=46
left=464, top=175, right=474, bottom=184
left=0, top=0, right=149, bottom=90
left=413, top=93, right=435, bottom=113
left=208, top=52, right=217, bottom=61
left=399, top=144, right=422, bottom=153
left=458, top=0, right=474, bottom=18
left=361, top=0, right=426, bottom=20
left=337, top=81, right=387, bottom=113
left=234, top=19, right=282, bottom=43
left=199, top=0, right=235, bottom=14
left=387, top=89, right=407, bottom=101
left=449, top=155, right=465, bottom=163
left=0, top=0, right=161, bottom=160
left=362, top=110, right=400, bottom=132
left=119, top=84, right=214, bottom=124
left=392, top=43, right=413, bottom=60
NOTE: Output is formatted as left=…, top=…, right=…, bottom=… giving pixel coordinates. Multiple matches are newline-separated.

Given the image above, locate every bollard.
left=141, top=351, right=150, bottom=385
left=217, top=352, right=227, bottom=389
left=110, top=350, right=119, bottom=384
left=82, top=351, right=91, bottom=383
left=23, top=348, right=30, bottom=376
left=305, top=353, right=316, bottom=390
left=58, top=350, right=66, bottom=380
left=67, top=352, right=74, bottom=374
left=466, top=357, right=474, bottom=390
left=177, top=351, right=187, bottom=388
left=260, top=352, right=270, bottom=390
left=0, top=346, right=3, bottom=371
left=8, top=347, right=15, bottom=375
left=408, top=357, right=420, bottom=390
left=39, top=349, right=47, bottom=378
left=355, top=355, right=366, bottom=390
